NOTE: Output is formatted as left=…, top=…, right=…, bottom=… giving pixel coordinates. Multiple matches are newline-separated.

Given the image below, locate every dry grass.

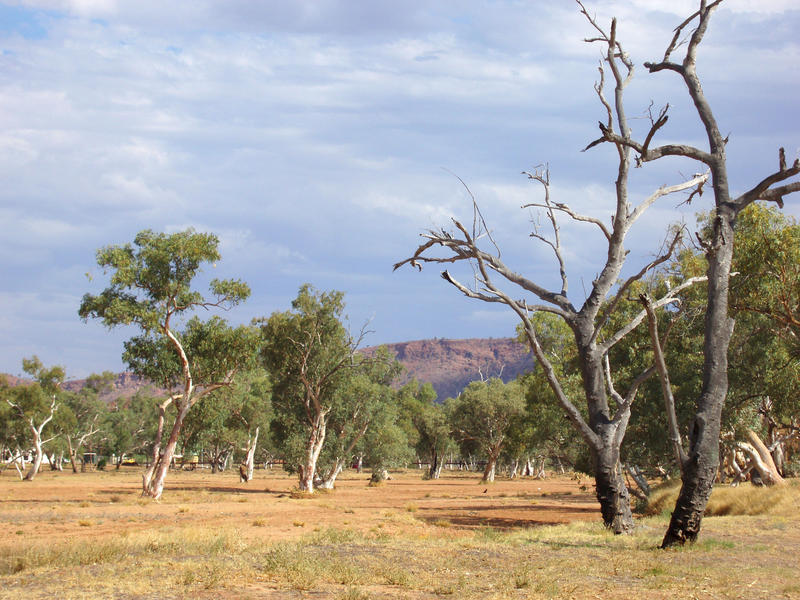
left=645, top=478, right=800, bottom=517
left=0, top=470, right=798, bottom=599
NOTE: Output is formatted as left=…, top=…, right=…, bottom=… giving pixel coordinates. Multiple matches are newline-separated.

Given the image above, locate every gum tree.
left=258, top=284, right=369, bottom=494
left=448, top=378, right=525, bottom=483
left=1, top=357, right=64, bottom=480
left=79, top=229, right=258, bottom=499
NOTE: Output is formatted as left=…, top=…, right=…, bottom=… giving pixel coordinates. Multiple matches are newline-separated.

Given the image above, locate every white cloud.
left=0, top=0, right=798, bottom=374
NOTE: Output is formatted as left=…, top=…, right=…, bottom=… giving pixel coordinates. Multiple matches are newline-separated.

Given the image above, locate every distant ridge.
left=363, top=337, right=534, bottom=400
left=2, top=337, right=534, bottom=403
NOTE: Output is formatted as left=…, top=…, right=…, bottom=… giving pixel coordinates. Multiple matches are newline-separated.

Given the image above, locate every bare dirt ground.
left=2, top=468, right=798, bottom=599
left=0, top=467, right=598, bottom=546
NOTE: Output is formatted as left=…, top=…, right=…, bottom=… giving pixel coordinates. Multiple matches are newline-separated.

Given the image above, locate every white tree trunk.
left=243, top=426, right=259, bottom=482
left=299, top=415, right=327, bottom=494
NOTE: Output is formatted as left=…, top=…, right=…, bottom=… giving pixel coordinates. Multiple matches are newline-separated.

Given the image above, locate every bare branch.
left=592, top=228, right=684, bottom=346
left=734, top=150, right=800, bottom=210
left=599, top=275, right=708, bottom=354
left=522, top=200, right=612, bottom=241
left=639, top=293, right=688, bottom=471
left=596, top=126, right=712, bottom=165
left=523, top=166, right=568, bottom=295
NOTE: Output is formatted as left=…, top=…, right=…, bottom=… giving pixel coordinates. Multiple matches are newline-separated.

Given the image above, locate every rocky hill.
left=3, top=337, right=534, bottom=403
left=365, top=337, right=534, bottom=400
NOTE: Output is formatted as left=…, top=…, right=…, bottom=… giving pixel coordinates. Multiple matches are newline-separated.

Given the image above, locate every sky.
left=1, top=0, right=798, bottom=379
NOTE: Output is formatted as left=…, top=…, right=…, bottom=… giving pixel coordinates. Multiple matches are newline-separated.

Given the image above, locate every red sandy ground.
left=0, top=467, right=599, bottom=545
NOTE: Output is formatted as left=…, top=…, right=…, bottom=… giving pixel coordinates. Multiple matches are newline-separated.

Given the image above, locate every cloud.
left=0, top=0, right=798, bottom=375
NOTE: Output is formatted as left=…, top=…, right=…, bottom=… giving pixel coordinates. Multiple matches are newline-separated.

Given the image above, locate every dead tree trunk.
left=588, top=1, right=800, bottom=546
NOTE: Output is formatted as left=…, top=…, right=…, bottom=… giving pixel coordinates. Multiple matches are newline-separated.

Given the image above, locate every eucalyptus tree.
left=448, top=378, right=526, bottom=483
left=1, top=357, right=64, bottom=480
left=395, top=6, right=708, bottom=532
left=316, top=349, right=403, bottom=489
left=58, top=372, right=113, bottom=472
left=588, top=2, right=800, bottom=546
left=397, top=381, right=454, bottom=480
left=258, top=284, right=370, bottom=493
left=79, top=229, right=258, bottom=499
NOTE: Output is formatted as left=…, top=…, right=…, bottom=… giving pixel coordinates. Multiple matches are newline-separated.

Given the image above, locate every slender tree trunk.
left=243, top=426, right=259, bottom=482
left=66, top=436, right=79, bottom=473
left=625, top=464, right=651, bottom=498
left=24, top=436, right=44, bottom=481
left=298, top=413, right=327, bottom=493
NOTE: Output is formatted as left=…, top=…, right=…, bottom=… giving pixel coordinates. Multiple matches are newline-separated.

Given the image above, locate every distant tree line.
left=2, top=204, right=797, bottom=513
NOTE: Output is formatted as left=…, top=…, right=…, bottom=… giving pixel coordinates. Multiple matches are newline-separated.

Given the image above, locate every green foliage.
left=617, top=205, right=800, bottom=476
left=258, top=284, right=353, bottom=424
left=447, top=378, right=525, bottom=468
left=80, top=228, right=257, bottom=397
left=123, top=318, right=260, bottom=388
left=397, top=380, right=454, bottom=475
left=79, top=229, right=249, bottom=332
left=181, top=368, right=272, bottom=465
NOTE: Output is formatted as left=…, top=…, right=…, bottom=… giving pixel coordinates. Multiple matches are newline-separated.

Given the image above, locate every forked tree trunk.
left=318, top=460, right=345, bottom=490
left=24, top=436, right=44, bottom=481
left=298, top=413, right=327, bottom=493
left=737, top=430, right=785, bottom=486
left=242, top=426, right=259, bottom=482
left=142, top=396, right=173, bottom=494
left=536, top=457, right=547, bottom=479
left=143, top=401, right=190, bottom=500
left=426, top=451, right=443, bottom=480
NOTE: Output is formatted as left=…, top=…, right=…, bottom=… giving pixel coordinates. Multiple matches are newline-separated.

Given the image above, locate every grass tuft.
left=645, top=479, right=800, bottom=517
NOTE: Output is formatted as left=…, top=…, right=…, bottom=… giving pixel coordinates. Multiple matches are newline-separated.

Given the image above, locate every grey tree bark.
left=593, top=0, right=800, bottom=546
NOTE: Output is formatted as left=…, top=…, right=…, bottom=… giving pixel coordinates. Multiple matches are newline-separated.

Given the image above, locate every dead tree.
left=396, top=7, right=709, bottom=532
left=588, top=0, right=800, bottom=546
